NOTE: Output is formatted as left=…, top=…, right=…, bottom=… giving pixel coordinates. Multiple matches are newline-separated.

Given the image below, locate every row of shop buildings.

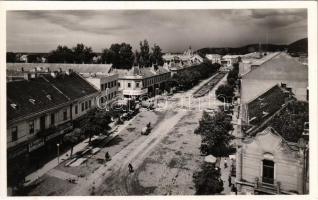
left=6, top=50, right=205, bottom=186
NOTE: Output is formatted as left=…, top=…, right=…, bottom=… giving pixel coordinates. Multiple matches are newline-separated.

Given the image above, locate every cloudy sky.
left=7, top=9, right=307, bottom=53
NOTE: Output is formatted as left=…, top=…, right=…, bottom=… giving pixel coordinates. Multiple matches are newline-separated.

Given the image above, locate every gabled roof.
left=7, top=72, right=98, bottom=122
left=241, top=52, right=308, bottom=102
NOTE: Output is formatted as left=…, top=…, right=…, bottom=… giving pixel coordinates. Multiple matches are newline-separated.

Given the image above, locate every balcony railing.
left=254, top=177, right=281, bottom=194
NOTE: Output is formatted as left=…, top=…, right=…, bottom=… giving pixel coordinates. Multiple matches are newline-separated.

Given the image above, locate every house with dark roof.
left=234, top=82, right=309, bottom=194
left=7, top=71, right=99, bottom=163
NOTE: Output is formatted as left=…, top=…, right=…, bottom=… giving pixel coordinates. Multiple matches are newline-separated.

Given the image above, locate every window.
left=50, top=113, right=55, bottom=126
left=136, top=82, right=140, bottom=88
left=101, top=84, right=104, bottom=91
left=85, top=101, right=88, bottom=110
left=128, top=83, right=131, bottom=88
left=75, top=105, right=78, bottom=114
left=11, top=127, right=18, bottom=142
left=81, top=102, right=85, bottom=111
left=29, top=121, right=34, bottom=134
left=118, top=82, right=121, bottom=87
left=63, top=110, right=67, bottom=121
left=89, top=100, right=92, bottom=108
left=108, top=82, right=110, bottom=88
left=262, top=160, right=274, bottom=184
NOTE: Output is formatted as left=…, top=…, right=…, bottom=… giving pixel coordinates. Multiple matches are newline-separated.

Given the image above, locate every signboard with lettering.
left=28, top=138, right=45, bottom=152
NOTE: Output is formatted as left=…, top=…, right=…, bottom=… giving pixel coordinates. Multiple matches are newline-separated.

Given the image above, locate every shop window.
left=11, top=127, right=18, bottom=142
left=29, top=121, right=34, bottom=134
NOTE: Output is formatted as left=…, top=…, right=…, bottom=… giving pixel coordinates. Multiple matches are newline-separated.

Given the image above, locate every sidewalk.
left=24, top=113, right=138, bottom=187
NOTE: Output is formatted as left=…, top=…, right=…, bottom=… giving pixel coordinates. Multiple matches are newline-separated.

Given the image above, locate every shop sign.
left=28, top=138, right=45, bottom=152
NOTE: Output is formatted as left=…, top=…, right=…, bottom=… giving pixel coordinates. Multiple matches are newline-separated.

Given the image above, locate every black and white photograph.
left=1, top=1, right=317, bottom=197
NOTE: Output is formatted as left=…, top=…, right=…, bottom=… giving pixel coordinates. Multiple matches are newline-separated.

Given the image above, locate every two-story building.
left=115, top=65, right=171, bottom=99
left=84, top=73, right=119, bottom=107
left=234, top=82, right=309, bottom=194
left=7, top=70, right=99, bottom=186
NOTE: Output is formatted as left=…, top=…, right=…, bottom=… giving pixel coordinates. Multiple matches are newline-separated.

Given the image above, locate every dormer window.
left=10, top=103, right=17, bottom=109
left=29, top=99, right=36, bottom=104
left=46, top=94, right=52, bottom=100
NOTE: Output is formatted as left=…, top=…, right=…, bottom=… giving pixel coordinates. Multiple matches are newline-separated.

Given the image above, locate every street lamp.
left=56, top=143, right=60, bottom=164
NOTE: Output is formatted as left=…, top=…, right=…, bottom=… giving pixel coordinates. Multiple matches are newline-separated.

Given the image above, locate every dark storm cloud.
left=9, top=11, right=131, bottom=35
left=6, top=9, right=307, bottom=52
left=250, top=9, right=307, bottom=29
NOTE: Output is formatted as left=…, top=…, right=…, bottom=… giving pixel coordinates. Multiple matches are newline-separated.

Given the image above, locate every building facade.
left=117, top=65, right=171, bottom=99
left=7, top=71, right=99, bottom=186
left=84, top=73, right=119, bottom=107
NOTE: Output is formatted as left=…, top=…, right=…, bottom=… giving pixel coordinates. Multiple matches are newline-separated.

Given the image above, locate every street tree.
left=83, top=109, right=112, bottom=144
left=215, top=84, right=235, bottom=103
left=193, top=162, right=224, bottom=195
left=195, top=111, right=234, bottom=157
left=63, top=128, right=82, bottom=157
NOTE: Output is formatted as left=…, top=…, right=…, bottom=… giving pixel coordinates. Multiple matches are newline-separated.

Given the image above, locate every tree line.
left=215, top=62, right=240, bottom=103
left=7, top=40, right=164, bottom=70
left=171, top=61, right=221, bottom=91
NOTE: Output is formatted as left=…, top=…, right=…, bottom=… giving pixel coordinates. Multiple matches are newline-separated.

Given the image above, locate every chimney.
left=23, top=72, right=31, bottom=80
left=66, top=69, right=72, bottom=75
left=286, top=87, right=292, bottom=93
left=281, top=82, right=286, bottom=88
left=51, top=72, right=57, bottom=78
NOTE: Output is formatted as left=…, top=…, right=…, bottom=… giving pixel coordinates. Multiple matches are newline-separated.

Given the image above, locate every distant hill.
left=196, top=44, right=287, bottom=56
left=287, top=38, right=308, bottom=55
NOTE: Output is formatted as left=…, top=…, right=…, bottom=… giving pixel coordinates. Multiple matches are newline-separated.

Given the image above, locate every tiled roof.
left=7, top=72, right=98, bottom=122
left=6, top=63, right=113, bottom=74
left=265, top=101, right=308, bottom=143
left=247, top=85, right=288, bottom=126
left=119, top=66, right=170, bottom=79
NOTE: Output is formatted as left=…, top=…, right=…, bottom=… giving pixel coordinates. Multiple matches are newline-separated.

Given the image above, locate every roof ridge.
left=41, top=75, right=71, bottom=101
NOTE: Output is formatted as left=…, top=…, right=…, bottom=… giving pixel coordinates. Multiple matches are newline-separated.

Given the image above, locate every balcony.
left=254, top=177, right=281, bottom=194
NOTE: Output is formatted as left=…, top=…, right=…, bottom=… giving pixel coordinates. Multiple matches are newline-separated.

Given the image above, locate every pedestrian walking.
left=105, top=152, right=111, bottom=161
left=128, top=163, right=134, bottom=173
left=224, top=158, right=228, bottom=168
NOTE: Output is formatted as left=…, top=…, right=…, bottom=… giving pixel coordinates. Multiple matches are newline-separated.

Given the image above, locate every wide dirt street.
left=27, top=73, right=228, bottom=196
